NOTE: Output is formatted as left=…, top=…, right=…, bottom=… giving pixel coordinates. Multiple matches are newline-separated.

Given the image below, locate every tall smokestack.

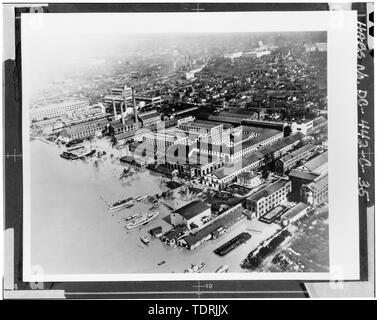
left=132, top=87, right=138, bottom=127
left=112, top=99, right=117, bottom=119
left=120, top=101, right=125, bottom=126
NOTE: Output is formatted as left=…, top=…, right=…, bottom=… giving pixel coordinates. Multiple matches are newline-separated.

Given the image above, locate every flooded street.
left=30, top=139, right=280, bottom=275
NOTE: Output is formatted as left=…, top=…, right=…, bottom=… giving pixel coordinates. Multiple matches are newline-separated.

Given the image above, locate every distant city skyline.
left=24, top=30, right=326, bottom=96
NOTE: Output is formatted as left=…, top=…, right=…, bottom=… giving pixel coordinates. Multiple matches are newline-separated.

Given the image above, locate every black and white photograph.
left=3, top=3, right=374, bottom=302
left=19, top=11, right=361, bottom=282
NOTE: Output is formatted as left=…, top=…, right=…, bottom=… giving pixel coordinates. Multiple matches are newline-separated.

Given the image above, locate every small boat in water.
left=109, top=197, right=133, bottom=211
left=60, top=151, right=79, bottom=160
left=140, top=236, right=150, bottom=245
left=125, top=211, right=159, bottom=230
left=157, top=260, right=166, bottom=266
left=66, top=138, right=84, bottom=148
left=184, top=262, right=206, bottom=273
left=215, top=265, right=230, bottom=273
left=136, top=195, right=148, bottom=202
left=67, top=145, right=85, bottom=152
left=124, top=214, right=139, bottom=221
left=80, top=149, right=96, bottom=159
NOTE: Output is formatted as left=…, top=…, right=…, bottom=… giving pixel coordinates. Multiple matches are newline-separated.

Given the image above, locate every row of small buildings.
left=158, top=200, right=246, bottom=250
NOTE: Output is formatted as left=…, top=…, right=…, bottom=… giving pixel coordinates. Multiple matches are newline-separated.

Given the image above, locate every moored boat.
left=140, top=236, right=150, bottom=245
left=60, top=151, right=79, bottom=160
left=80, top=149, right=96, bottom=159
left=66, top=138, right=84, bottom=148
left=215, top=265, right=230, bottom=273
left=109, top=197, right=133, bottom=211
left=184, top=262, right=206, bottom=273
left=124, top=214, right=139, bottom=221
left=136, top=195, right=148, bottom=202
left=67, top=145, right=85, bottom=152
left=125, top=211, right=159, bottom=230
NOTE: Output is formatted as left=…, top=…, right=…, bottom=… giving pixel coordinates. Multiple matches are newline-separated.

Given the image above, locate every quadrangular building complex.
left=245, top=179, right=292, bottom=217
left=170, top=200, right=211, bottom=230
left=203, top=132, right=304, bottom=189
left=30, top=100, right=90, bottom=122
left=198, top=128, right=284, bottom=163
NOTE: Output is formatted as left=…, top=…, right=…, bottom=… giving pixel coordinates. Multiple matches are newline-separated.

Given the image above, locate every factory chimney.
left=121, top=87, right=129, bottom=126
left=112, top=99, right=117, bottom=119
left=132, top=87, right=138, bottom=127
left=120, top=101, right=125, bottom=125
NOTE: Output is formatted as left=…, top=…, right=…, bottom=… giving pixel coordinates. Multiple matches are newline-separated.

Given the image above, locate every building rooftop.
left=163, top=225, right=187, bottom=241
left=183, top=209, right=244, bottom=246
left=114, top=130, right=138, bottom=140
left=282, top=202, right=310, bottom=220
left=104, top=95, right=126, bottom=101
left=139, top=111, right=160, bottom=121
left=31, top=99, right=89, bottom=113
left=238, top=171, right=260, bottom=180
left=313, top=116, right=327, bottom=127
left=208, top=115, right=244, bottom=125
left=149, top=226, right=163, bottom=236
left=247, top=179, right=290, bottom=202
left=279, top=143, right=316, bottom=164
left=183, top=120, right=223, bottom=130
left=238, top=129, right=282, bottom=151
left=288, top=169, right=320, bottom=181
left=64, top=118, right=108, bottom=133
left=211, top=132, right=304, bottom=180
left=300, top=151, right=328, bottom=172
left=173, top=200, right=210, bottom=220
left=306, top=174, right=328, bottom=191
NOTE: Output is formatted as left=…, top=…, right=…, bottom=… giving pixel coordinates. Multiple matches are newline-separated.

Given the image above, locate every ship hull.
left=125, top=212, right=159, bottom=230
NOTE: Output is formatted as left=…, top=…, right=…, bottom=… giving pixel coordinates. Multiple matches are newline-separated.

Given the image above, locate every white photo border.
left=22, top=10, right=359, bottom=282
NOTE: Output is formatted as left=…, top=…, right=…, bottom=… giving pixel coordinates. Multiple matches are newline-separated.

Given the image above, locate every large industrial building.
left=245, top=179, right=292, bottom=217
left=203, top=132, right=305, bottom=189
left=301, top=174, right=328, bottom=206
left=198, top=128, right=284, bottom=163
left=60, top=117, right=108, bottom=141
left=30, top=100, right=90, bottom=122
left=170, top=200, right=211, bottom=230
left=275, top=143, right=317, bottom=174
left=288, top=151, right=328, bottom=202
left=164, top=144, right=224, bottom=177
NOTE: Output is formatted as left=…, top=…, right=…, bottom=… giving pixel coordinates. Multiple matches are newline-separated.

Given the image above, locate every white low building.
left=170, top=200, right=211, bottom=230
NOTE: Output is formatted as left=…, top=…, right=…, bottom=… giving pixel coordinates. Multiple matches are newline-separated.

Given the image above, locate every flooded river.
left=29, top=139, right=280, bottom=276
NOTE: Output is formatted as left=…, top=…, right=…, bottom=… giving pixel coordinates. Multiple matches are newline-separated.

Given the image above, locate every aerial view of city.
left=27, top=31, right=329, bottom=275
